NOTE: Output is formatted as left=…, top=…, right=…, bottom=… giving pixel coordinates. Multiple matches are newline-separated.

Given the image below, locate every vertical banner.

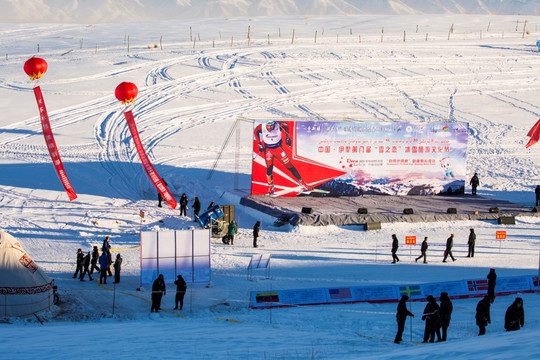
left=123, top=110, right=177, bottom=209
left=33, top=86, right=77, bottom=201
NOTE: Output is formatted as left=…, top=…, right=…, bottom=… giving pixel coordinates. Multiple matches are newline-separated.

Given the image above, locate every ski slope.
left=0, top=11, right=540, bottom=359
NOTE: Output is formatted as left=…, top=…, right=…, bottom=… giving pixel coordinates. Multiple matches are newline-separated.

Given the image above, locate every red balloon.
left=23, top=57, right=48, bottom=80
left=115, top=82, right=138, bottom=104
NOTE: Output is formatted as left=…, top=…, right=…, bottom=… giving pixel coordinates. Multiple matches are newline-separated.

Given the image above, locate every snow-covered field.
left=1, top=6, right=540, bottom=359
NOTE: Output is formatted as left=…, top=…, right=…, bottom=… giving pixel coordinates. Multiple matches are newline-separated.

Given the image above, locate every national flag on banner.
left=255, top=292, right=279, bottom=303
left=398, top=285, right=422, bottom=298
left=467, top=279, right=489, bottom=292
left=328, top=288, right=352, bottom=300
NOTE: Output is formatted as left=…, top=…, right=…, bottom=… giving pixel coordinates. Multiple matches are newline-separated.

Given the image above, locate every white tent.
left=0, top=231, right=53, bottom=317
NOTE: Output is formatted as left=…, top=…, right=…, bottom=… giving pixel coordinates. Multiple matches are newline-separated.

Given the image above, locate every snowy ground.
left=0, top=11, right=540, bottom=359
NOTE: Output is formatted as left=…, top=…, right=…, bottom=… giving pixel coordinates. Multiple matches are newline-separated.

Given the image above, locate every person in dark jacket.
left=415, top=237, right=428, bottom=263
left=80, top=251, right=93, bottom=281
left=476, top=296, right=494, bottom=335
left=535, top=185, right=540, bottom=207
left=158, top=178, right=167, bottom=207
left=173, top=275, right=187, bottom=310
left=394, top=294, right=414, bottom=344
left=391, top=234, right=400, bottom=263
left=470, top=173, right=480, bottom=195
left=439, top=292, right=453, bottom=341
left=442, top=234, right=456, bottom=262
left=73, top=248, right=84, bottom=279
left=179, top=193, right=188, bottom=216
left=151, top=274, right=166, bottom=312
left=253, top=221, right=261, bottom=248
left=102, top=236, right=112, bottom=276
left=98, top=251, right=109, bottom=284
left=113, top=254, right=122, bottom=284
left=467, top=228, right=476, bottom=257
left=90, top=245, right=100, bottom=275
left=487, top=268, right=497, bottom=299
left=192, top=197, right=201, bottom=219
left=505, top=297, right=524, bottom=331
left=421, top=295, right=441, bottom=343
left=227, top=220, right=237, bottom=245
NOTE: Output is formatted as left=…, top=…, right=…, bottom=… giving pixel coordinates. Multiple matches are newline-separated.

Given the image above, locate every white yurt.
left=0, top=231, right=53, bottom=317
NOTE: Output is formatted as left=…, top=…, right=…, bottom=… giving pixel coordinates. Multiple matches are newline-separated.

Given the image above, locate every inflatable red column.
left=24, top=57, right=77, bottom=201
left=115, top=82, right=177, bottom=209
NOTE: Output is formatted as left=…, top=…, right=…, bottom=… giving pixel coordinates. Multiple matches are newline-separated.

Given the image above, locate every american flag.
left=329, top=288, right=352, bottom=300
left=468, top=280, right=488, bottom=292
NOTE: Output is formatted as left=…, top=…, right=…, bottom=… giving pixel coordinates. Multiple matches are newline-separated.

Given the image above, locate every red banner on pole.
left=33, top=86, right=77, bottom=201
left=123, top=110, right=177, bottom=209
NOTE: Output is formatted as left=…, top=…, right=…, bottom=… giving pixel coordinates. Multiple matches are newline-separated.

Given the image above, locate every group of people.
left=150, top=274, right=187, bottom=312
left=395, top=269, right=525, bottom=343
left=72, top=236, right=122, bottom=285
left=391, top=229, right=477, bottom=264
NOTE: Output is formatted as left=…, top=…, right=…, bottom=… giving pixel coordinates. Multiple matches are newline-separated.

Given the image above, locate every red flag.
left=123, top=110, right=177, bottom=209
left=525, top=119, right=540, bottom=148
left=33, top=86, right=78, bottom=201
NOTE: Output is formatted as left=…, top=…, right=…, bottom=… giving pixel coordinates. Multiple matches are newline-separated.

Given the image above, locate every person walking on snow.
left=179, top=193, right=188, bottom=217
left=470, top=173, right=480, bottom=195
left=391, top=234, right=400, bottom=263
left=98, top=251, right=109, bottom=284
left=173, top=275, right=187, bottom=310
left=505, top=297, right=524, bottom=331
left=192, top=197, right=201, bottom=220
left=467, top=228, right=476, bottom=257
left=158, top=178, right=167, bottom=207
left=439, top=292, right=453, bottom=341
left=90, top=245, right=100, bottom=275
left=415, top=237, right=428, bottom=263
left=113, top=253, right=122, bottom=284
left=476, top=296, right=493, bottom=335
left=227, top=220, right=237, bottom=245
left=253, top=221, right=261, bottom=248
left=487, top=268, right=497, bottom=299
left=73, top=248, right=84, bottom=279
left=151, top=274, right=166, bottom=313
left=421, top=295, right=441, bottom=343
left=80, top=251, right=93, bottom=281
left=442, top=234, right=456, bottom=262
left=394, top=295, right=414, bottom=344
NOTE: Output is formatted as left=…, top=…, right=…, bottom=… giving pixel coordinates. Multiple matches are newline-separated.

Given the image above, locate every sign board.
left=251, top=120, right=469, bottom=197
left=405, top=236, right=416, bottom=245
left=496, top=231, right=507, bottom=240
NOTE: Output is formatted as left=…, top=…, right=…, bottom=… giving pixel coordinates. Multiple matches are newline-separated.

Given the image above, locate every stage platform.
left=239, top=194, right=539, bottom=227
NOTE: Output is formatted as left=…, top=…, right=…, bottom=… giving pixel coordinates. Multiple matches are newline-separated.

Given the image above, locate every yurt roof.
left=0, top=231, right=51, bottom=287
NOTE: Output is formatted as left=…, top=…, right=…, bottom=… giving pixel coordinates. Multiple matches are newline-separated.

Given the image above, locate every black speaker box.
left=498, top=216, right=515, bottom=225
left=364, top=222, right=381, bottom=230
left=533, top=206, right=540, bottom=213
left=403, top=208, right=414, bottom=215
left=357, top=208, right=368, bottom=214
left=447, top=208, right=457, bottom=214
left=301, top=207, right=313, bottom=214
left=489, top=207, right=499, bottom=213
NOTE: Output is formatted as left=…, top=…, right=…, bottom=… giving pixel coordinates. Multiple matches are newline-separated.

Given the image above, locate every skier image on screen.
left=255, top=120, right=310, bottom=195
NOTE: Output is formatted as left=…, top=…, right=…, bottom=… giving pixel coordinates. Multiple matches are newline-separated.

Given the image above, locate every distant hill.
left=0, top=0, right=539, bottom=23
